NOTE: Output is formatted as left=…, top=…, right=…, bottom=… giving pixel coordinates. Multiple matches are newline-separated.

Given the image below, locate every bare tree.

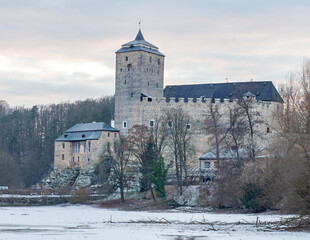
left=127, top=125, right=153, bottom=192
left=150, top=116, right=168, bottom=156
left=204, top=102, right=229, bottom=168
left=237, top=94, right=264, bottom=159
left=100, top=137, right=131, bottom=203
left=165, top=107, right=193, bottom=195
left=225, top=104, right=247, bottom=164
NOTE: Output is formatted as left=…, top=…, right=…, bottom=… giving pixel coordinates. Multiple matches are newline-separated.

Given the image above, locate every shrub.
left=241, top=182, right=266, bottom=213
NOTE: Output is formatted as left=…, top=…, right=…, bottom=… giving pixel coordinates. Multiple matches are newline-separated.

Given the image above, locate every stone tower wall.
left=114, top=51, right=165, bottom=133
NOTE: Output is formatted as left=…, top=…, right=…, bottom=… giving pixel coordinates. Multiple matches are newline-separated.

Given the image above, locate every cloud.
left=0, top=1, right=310, bottom=106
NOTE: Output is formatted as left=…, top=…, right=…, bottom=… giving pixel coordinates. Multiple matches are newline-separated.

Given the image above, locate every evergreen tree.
left=149, top=155, right=168, bottom=198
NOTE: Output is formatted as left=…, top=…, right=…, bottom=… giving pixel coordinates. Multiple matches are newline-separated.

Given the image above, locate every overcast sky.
left=0, top=0, right=310, bottom=107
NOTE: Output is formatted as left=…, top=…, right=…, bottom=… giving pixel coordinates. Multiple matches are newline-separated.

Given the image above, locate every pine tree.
left=149, top=155, right=168, bottom=198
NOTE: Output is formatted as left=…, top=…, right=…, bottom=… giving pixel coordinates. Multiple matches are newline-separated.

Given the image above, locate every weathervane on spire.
left=139, top=18, right=141, bottom=30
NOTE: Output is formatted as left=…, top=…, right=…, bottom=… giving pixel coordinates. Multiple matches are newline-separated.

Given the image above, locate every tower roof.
left=116, top=30, right=164, bottom=57
left=135, top=29, right=145, bottom=40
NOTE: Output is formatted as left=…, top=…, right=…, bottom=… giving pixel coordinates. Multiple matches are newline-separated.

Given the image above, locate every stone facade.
left=139, top=96, right=281, bottom=166
left=114, top=30, right=165, bottom=133
left=54, top=122, right=119, bottom=170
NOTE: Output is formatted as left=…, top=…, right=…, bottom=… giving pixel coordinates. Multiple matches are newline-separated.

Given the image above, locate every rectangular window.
left=88, top=141, right=91, bottom=152
left=84, top=142, right=86, bottom=153
left=123, top=121, right=127, bottom=128
left=204, top=161, right=211, bottom=169
left=62, top=154, right=64, bottom=160
left=108, top=132, right=110, bottom=137
left=186, top=124, right=191, bottom=130
left=114, top=142, right=117, bottom=151
left=107, top=142, right=110, bottom=149
left=78, top=156, right=80, bottom=162
left=62, top=143, right=65, bottom=149
left=78, top=142, right=80, bottom=153
left=168, top=121, right=172, bottom=128
left=114, top=133, right=117, bottom=137
left=149, top=120, right=154, bottom=127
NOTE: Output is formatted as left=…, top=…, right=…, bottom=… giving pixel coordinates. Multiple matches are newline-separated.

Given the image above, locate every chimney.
left=111, top=120, right=115, bottom=128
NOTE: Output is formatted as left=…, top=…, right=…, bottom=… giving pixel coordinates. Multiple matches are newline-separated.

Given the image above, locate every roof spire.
left=139, top=18, right=141, bottom=30
left=135, top=28, right=145, bottom=41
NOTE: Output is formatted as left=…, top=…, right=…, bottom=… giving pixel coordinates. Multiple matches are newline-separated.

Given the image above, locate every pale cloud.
left=0, top=0, right=310, bottom=106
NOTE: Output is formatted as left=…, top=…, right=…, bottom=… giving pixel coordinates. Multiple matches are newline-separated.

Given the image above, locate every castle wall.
left=139, top=96, right=282, bottom=166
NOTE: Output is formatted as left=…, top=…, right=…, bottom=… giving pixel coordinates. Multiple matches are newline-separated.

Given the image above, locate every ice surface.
left=0, top=205, right=309, bottom=240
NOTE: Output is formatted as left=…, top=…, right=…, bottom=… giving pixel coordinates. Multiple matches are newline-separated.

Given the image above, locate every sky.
left=0, top=0, right=310, bottom=107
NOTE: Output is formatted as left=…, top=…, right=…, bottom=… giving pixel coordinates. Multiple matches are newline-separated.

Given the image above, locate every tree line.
left=0, top=97, right=114, bottom=188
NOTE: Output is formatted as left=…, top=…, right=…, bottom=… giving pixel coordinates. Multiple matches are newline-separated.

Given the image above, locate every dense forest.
left=0, top=97, right=114, bottom=188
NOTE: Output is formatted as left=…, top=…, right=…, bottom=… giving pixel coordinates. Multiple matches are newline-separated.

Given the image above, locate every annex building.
left=54, top=122, right=119, bottom=169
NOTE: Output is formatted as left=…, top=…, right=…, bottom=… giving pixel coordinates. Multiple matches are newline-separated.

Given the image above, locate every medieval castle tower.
left=115, top=30, right=165, bottom=132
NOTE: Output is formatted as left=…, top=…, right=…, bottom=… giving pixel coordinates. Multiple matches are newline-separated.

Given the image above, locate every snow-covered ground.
left=0, top=205, right=309, bottom=240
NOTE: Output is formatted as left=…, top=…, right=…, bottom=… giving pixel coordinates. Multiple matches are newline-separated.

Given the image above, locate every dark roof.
left=65, top=122, right=118, bottom=132
left=199, top=148, right=248, bottom=160
left=55, top=122, right=118, bottom=142
left=56, top=131, right=102, bottom=142
left=164, top=81, right=283, bottom=103
left=199, top=147, right=271, bottom=160
left=116, top=30, right=165, bottom=57
left=135, top=29, right=145, bottom=40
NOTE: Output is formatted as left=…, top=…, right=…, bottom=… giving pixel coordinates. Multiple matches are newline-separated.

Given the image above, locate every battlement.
left=140, top=96, right=275, bottom=106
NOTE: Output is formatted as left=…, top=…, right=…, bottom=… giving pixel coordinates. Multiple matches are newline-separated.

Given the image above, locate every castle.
left=114, top=30, right=283, bottom=166
left=54, top=29, right=283, bottom=171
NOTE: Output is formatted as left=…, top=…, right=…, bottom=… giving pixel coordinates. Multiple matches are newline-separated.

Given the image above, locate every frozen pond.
left=0, top=205, right=309, bottom=240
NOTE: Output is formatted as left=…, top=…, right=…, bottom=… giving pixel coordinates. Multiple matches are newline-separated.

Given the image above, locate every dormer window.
left=82, top=134, right=85, bottom=138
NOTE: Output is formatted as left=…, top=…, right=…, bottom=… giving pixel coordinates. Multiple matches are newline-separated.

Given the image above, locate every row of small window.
left=125, top=56, right=160, bottom=65
left=61, top=154, right=91, bottom=163
left=120, top=67, right=160, bottom=74
left=107, top=132, right=118, bottom=138
left=125, top=81, right=159, bottom=88
left=68, top=141, right=91, bottom=153
left=122, top=120, right=191, bottom=129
